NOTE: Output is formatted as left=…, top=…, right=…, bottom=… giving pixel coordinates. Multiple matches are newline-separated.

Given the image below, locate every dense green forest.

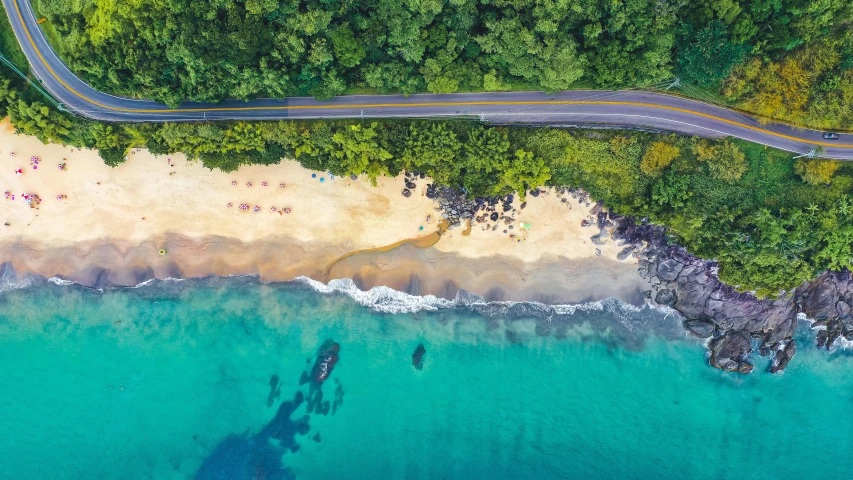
left=2, top=46, right=851, bottom=297
left=2, top=3, right=852, bottom=295
left=30, top=0, right=853, bottom=129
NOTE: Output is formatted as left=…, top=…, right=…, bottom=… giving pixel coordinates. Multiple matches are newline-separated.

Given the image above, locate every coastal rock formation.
left=768, top=340, right=797, bottom=374
left=311, top=340, right=340, bottom=383
left=683, top=319, right=715, bottom=338
left=609, top=216, right=804, bottom=373
left=708, top=330, right=754, bottom=374
left=796, top=270, right=853, bottom=350
left=605, top=212, right=853, bottom=373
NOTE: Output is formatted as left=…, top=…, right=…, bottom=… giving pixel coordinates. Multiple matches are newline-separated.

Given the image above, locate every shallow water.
left=0, top=279, right=851, bottom=479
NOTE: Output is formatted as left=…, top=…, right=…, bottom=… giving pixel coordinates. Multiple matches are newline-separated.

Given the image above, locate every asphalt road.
left=4, top=0, right=853, bottom=159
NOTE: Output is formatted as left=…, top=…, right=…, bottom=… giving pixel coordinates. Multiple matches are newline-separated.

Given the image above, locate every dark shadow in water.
left=267, top=375, right=281, bottom=408
left=195, top=431, right=292, bottom=480
left=195, top=340, right=344, bottom=480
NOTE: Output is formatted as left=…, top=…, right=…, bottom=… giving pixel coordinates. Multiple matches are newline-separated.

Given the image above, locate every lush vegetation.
left=3, top=48, right=851, bottom=296
left=2, top=4, right=852, bottom=295
left=29, top=0, right=852, bottom=119
left=722, top=36, right=853, bottom=130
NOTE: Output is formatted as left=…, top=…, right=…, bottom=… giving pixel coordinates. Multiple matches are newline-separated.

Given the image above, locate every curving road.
left=4, top=0, right=853, bottom=159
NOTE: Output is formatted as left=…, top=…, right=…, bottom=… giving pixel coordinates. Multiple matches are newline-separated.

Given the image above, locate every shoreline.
left=0, top=121, right=650, bottom=305
left=8, top=119, right=849, bottom=373
left=0, top=231, right=650, bottom=306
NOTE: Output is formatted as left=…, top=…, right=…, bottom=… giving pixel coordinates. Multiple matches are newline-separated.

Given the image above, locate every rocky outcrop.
left=796, top=270, right=853, bottom=350
left=610, top=216, right=799, bottom=374
left=311, top=340, right=340, bottom=383
left=428, top=186, right=853, bottom=374
left=768, top=340, right=797, bottom=374
left=683, top=319, right=715, bottom=338
left=708, top=330, right=754, bottom=374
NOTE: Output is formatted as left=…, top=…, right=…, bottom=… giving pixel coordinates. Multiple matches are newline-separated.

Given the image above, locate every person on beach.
left=262, top=181, right=268, bottom=187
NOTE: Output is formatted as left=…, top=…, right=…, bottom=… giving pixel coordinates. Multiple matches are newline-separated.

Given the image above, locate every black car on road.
left=823, top=132, right=840, bottom=140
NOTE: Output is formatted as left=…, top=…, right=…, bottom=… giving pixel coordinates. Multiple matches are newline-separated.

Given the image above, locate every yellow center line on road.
left=12, top=0, right=852, bottom=149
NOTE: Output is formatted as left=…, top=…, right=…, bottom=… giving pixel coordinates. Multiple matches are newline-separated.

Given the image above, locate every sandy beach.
left=0, top=119, right=649, bottom=303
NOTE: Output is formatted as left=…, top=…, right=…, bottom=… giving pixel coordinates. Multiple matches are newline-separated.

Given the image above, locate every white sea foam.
left=835, top=337, right=853, bottom=350
left=48, top=277, right=77, bottom=286
left=293, top=275, right=680, bottom=324
left=293, top=276, right=455, bottom=314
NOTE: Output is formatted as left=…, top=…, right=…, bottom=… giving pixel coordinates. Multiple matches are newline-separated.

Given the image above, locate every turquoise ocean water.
left=1, top=277, right=852, bottom=479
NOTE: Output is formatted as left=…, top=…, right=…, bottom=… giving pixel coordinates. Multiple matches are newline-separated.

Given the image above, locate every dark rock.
left=425, top=185, right=437, bottom=199
left=768, top=340, right=797, bottom=373
left=412, top=344, right=426, bottom=370
left=581, top=219, right=591, bottom=227
left=402, top=189, right=411, bottom=198
left=490, top=212, right=499, bottom=222
left=655, top=289, right=677, bottom=307
left=520, top=202, right=527, bottom=209
left=590, top=233, right=607, bottom=245
left=529, top=189, right=540, bottom=197
left=406, top=181, right=416, bottom=190
left=683, top=319, right=715, bottom=338
left=311, top=340, right=340, bottom=383
left=656, top=258, right=683, bottom=282
left=350, top=174, right=358, bottom=180
left=617, top=246, right=634, bottom=261
left=597, top=211, right=608, bottom=230
left=708, top=330, right=753, bottom=373
left=838, top=301, right=851, bottom=317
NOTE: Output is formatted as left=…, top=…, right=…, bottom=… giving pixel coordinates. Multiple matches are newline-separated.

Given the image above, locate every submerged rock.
left=311, top=340, right=340, bottom=383
left=412, top=344, right=426, bottom=370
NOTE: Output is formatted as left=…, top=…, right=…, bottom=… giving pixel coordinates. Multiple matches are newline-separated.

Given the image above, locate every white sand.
left=0, top=119, right=622, bottom=261
left=0, top=120, right=646, bottom=301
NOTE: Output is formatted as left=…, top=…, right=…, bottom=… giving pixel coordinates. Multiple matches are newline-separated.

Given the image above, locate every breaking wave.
left=2, top=263, right=685, bottom=344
